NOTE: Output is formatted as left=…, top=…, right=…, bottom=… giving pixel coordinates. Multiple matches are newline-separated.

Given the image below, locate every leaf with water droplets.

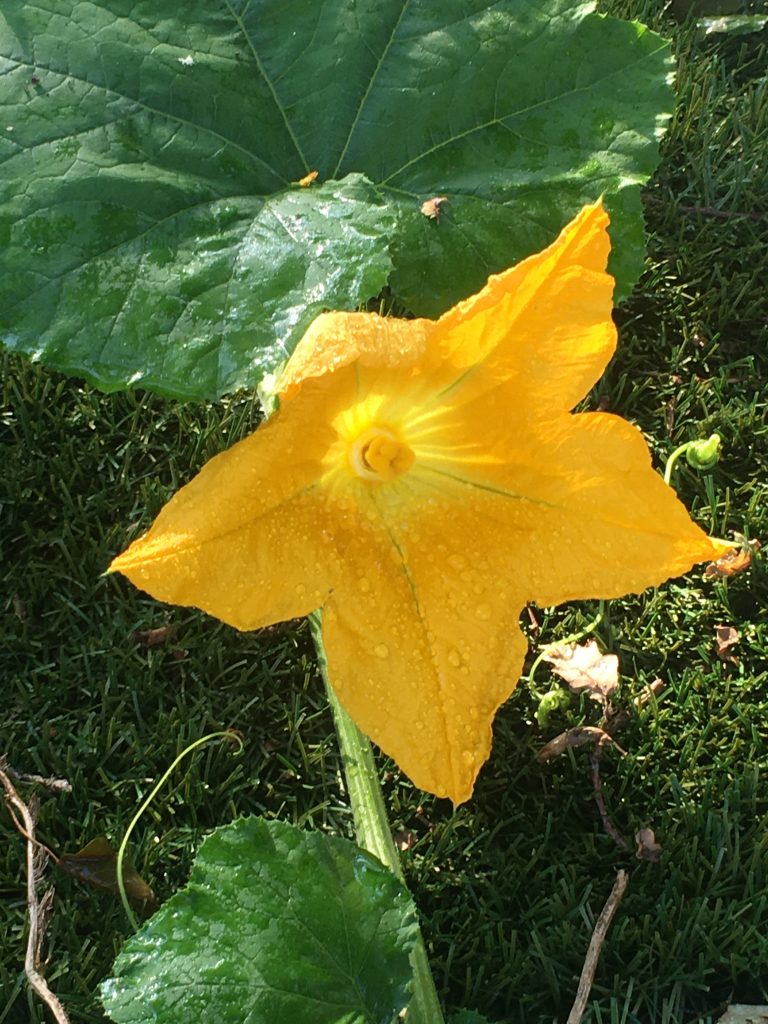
left=101, top=817, right=418, bottom=1024
left=0, top=0, right=673, bottom=398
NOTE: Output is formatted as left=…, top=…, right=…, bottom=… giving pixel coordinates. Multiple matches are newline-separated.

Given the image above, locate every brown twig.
left=588, top=680, right=665, bottom=849
left=566, top=870, right=629, bottom=1024
left=6, top=766, right=72, bottom=795
left=590, top=749, right=629, bottom=852
left=645, top=195, right=766, bottom=222
left=0, top=759, right=71, bottom=1024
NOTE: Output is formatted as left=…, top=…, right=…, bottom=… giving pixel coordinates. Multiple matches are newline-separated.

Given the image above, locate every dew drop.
left=374, top=643, right=390, bottom=660
left=475, top=603, right=492, bottom=621
left=294, top=583, right=306, bottom=597
left=359, top=577, right=371, bottom=593
left=448, top=554, right=466, bottom=571
left=447, top=648, right=462, bottom=668
left=461, top=749, right=476, bottom=766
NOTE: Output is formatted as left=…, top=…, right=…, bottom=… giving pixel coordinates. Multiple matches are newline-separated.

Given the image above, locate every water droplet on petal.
left=447, top=648, right=462, bottom=668
left=359, top=577, right=371, bottom=593
left=449, top=554, right=466, bottom=571
left=475, top=603, right=492, bottom=621
left=295, top=583, right=306, bottom=597
left=374, top=643, right=390, bottom=660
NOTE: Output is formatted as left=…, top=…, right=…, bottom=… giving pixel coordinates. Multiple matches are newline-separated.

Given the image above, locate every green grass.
left=2, top=3, right=768, bottom=1022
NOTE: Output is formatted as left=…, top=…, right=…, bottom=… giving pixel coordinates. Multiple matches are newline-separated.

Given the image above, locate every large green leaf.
left=0, top=0, right=673, bottom=400
left=101, top=817, right=419, bottom=1024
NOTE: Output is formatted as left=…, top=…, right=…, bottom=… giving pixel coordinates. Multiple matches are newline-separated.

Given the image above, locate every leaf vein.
left=332, top=0, right=413, bottom=177
left=382, top=42, right=668, bottom=185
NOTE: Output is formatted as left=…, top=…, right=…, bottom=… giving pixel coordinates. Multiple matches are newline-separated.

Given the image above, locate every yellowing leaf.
left=542, top=640, right=619, bottom=705
left=295, top=170, right=319, bottom=187
left=110, top=201, right=727, bottom=804
left=57, top=838, right=157, bottom=910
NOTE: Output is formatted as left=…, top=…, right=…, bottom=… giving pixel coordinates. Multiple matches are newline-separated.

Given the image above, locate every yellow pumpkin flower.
left=110, top=201, right=726, bottom=804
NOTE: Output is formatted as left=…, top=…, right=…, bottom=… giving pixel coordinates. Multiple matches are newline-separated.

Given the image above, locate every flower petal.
left=109, top=374, right=361, bottom=629
left=278, top=311, right=432, bottom=398
left=512, top=413, right=729, bottom=605
left=322, top=481, right=528, bottom=804
left=413, top=410, right=727, bottom=608
left=428, top=200, right=616, bottom=414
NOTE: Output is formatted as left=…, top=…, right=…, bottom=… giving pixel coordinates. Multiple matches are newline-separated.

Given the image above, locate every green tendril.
left=117, top=730, right=244, bottom=931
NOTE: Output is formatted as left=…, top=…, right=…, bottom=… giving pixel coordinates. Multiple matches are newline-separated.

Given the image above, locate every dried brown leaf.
left=57, top=837, right=157, bottom=910
left=634, top=827, right=662, bottom=862
left=716, top=1007, right=768, bottom=1024
left=394, top=830, right=417, bottom=852
left=420, top=196, right=449, bottom=220
left=715, top=624, right=740, bottom=664
left=295, top=170, right=319, bottom=187
left=705, top=538, right=760, bottom=578
left=542, top=640, right=619, bottom=705
left=133, top=624, right=174, bottom=647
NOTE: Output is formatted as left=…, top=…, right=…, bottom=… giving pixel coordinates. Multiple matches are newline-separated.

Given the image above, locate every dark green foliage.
left=0, top=0, right=671, bottom=398
left=103, top=818, right=418, bottom=1024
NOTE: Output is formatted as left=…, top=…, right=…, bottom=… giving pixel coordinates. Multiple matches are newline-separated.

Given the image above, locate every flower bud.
left=685, top=433, right=721, bottom=470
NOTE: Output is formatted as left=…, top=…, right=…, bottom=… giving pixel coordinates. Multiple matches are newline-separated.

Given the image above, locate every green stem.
left=309, top=613, right=445, bottom=1024
left=663, top=442, right=691, bottom=486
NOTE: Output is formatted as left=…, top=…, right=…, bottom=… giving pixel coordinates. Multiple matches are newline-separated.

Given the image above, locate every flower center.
left=349, top=427, right=415, bottom=482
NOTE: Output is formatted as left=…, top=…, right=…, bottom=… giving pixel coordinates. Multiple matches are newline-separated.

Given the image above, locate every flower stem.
left=663, top=441, right=692, bottom=486
left=309, top=613, right=446, bottom=1024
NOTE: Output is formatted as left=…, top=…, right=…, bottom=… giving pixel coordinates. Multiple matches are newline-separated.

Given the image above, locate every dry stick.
left=6, top=766, right=72, bottom=795
left=644, top=195, right=766, bottom=222
left=589, top=680, right=666, bottom=850
left=0, top=761, right=71, bottom=1024
left=566, top=870, right=629, bottom=1024
left=589, top=748, right=629, bottom=852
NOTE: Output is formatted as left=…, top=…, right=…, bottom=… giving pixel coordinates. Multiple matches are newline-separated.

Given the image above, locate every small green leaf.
left=101, top=817, right=419, bottom=1024
left=1, top=0, right=673, bottom=400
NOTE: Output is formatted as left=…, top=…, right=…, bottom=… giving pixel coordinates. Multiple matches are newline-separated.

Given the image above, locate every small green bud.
left=535, top=686, right=571, bottom=728
left=685, top=433, right=721, bottom=470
